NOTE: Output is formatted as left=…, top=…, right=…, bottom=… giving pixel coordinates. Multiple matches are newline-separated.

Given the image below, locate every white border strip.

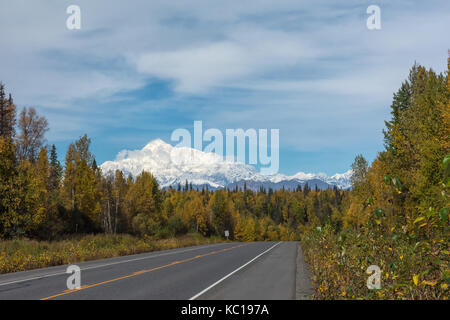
left=189, top=241, right=282, bottom=300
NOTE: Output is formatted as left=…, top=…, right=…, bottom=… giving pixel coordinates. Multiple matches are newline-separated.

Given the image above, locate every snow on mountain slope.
left=100, top=139, right=353, bottom=190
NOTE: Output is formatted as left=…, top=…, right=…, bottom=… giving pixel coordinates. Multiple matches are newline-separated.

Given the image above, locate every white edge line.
left=0, top=242, right=230, bottom=287
left=189, top=241, right=282, bottom=300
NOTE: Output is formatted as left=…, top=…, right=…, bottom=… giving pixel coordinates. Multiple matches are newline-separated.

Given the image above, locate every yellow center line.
left=40, top=243, right=247, bottom=300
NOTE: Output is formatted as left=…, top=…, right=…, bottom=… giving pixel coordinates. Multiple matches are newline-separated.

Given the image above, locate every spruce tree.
left=49, top=144, right=62, bottom=192
left=0, top=83, right=16, bottom=139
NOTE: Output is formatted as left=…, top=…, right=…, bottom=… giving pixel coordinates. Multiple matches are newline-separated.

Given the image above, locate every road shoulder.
left=295, top=243, right=313, bottom=300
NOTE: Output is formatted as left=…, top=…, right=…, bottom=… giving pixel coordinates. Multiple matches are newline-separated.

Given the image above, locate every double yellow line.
left=41, top=243, right=246, bottom=300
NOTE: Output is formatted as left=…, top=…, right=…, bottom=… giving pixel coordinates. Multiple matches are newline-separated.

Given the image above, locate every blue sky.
left=0, top=0, right=448, bottom=175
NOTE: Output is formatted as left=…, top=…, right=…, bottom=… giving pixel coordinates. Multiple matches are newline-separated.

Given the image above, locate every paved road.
left=0, top=241, right=302, bottom=300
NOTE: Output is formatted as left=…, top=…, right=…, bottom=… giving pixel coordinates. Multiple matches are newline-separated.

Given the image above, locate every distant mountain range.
left=100, top=139, right=353, bottom=191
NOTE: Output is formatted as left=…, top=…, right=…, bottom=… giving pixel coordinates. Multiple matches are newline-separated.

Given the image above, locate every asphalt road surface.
left=0, top=241, right=302, bottom=300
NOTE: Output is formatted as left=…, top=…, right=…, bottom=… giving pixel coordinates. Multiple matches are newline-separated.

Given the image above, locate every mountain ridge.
left=100, top=139, right=353, bottom=191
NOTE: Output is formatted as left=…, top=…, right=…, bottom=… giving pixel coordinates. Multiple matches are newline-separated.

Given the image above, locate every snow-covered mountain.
left=100, top=139, right=353, bottom=190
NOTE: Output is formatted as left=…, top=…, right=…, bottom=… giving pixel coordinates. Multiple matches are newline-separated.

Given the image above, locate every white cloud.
left=1, top=0, right=448, bottom=103
left=133, top=25, right=319, bottom=93
left=0, top=0, right=448, bottom=168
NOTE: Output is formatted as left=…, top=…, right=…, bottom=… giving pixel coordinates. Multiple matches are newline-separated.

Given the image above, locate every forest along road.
left=0, top=241, right=302, bottom=300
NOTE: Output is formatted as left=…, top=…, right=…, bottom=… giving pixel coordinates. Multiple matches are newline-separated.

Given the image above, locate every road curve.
left=0, top=241, right=300, bottom=300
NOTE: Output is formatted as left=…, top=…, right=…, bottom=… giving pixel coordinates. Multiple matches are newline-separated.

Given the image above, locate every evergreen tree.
left=49, top=144, right=62, bottom=192
left=0, top=83, right=16, bottom=139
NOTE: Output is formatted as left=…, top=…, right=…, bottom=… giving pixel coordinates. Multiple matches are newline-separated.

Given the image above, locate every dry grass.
left=0, top=233, right=225, bottom=274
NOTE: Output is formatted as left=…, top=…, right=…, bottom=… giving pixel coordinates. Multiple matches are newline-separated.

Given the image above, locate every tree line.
left=301, top=58, right=449, bottom=299
left=344, top=61, right=449, bottom=232
left=3, top=57, right=445, bottom=249
left=0, top=83, right=349, bottom=240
